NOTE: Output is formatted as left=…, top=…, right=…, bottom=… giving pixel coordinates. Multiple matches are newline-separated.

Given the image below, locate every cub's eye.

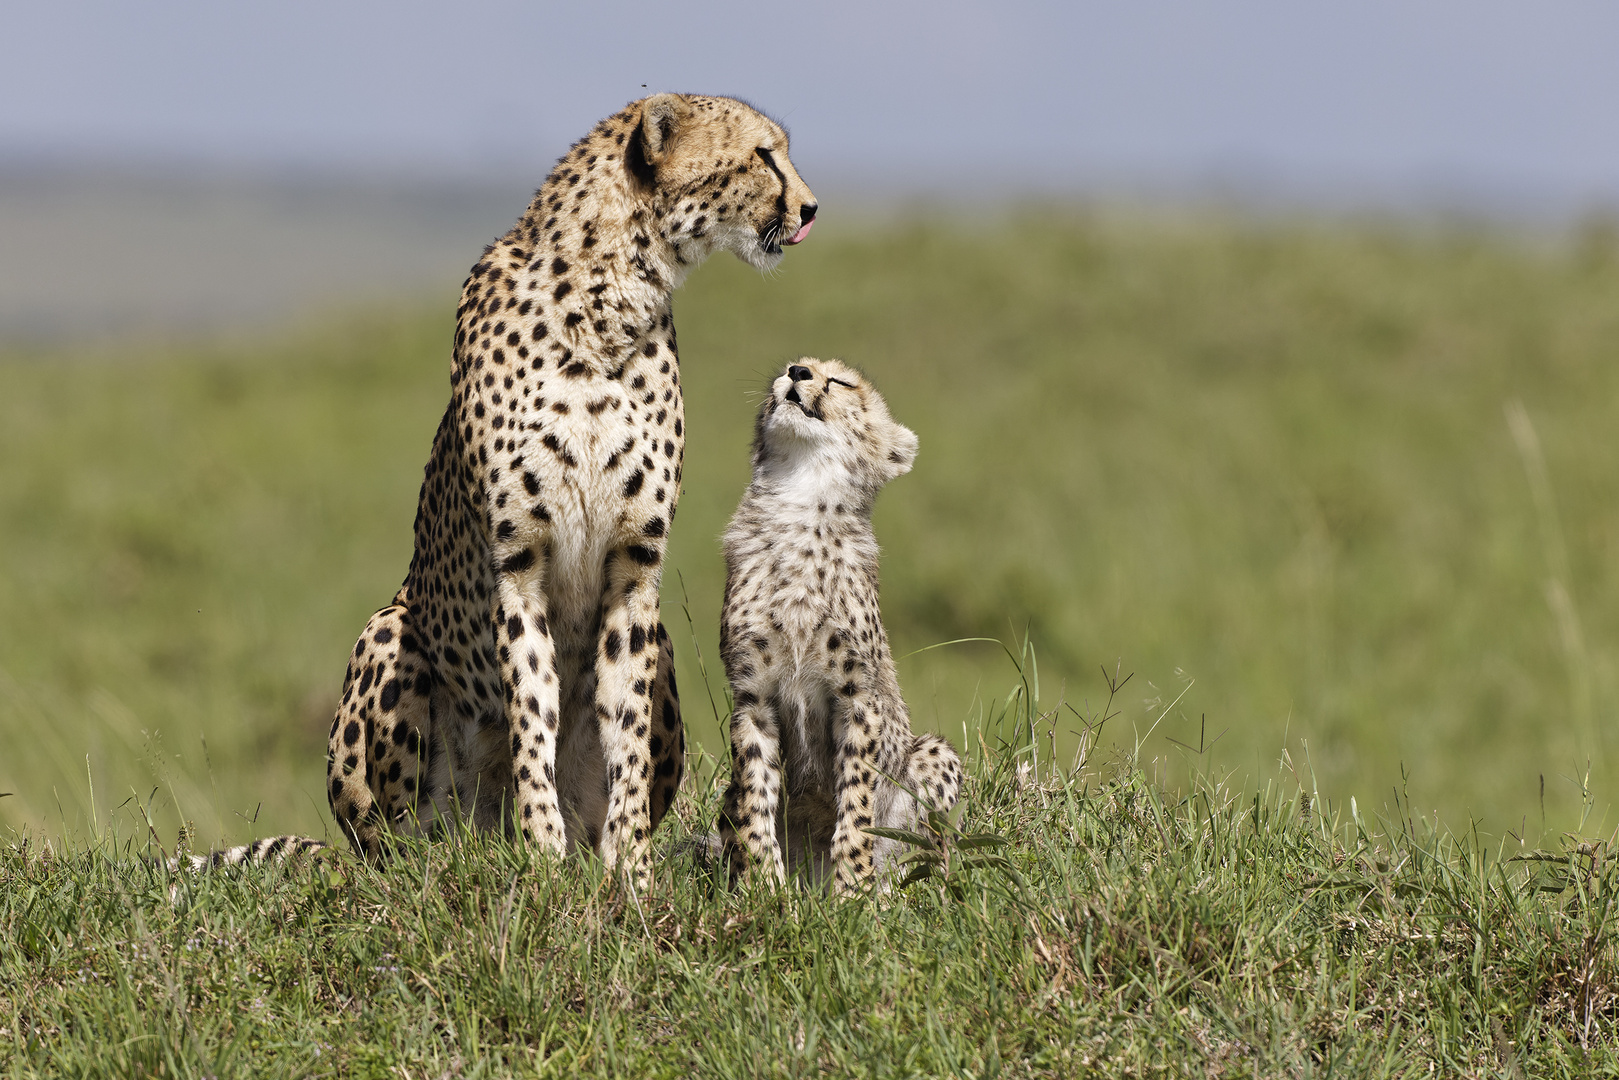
left=826, top=378, right=857, bottom=390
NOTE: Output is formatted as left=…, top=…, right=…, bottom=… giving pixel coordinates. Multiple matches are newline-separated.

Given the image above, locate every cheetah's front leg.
left=646, top=621, right=685, bottom=833
left=493, top=553, right=568, bottom=857
left=594, top=543, right=666, bottom=885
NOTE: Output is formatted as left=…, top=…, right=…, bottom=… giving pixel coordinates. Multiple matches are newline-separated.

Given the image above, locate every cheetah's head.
left=627, top=94, right=817, bottom=273
left=752, top=357, right=917, bottom=505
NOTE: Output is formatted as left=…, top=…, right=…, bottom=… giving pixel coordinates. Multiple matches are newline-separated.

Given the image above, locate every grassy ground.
left=5, top=209, right=1619, bottom=1071
left=5, top=212, right=1619, bottom=846
left=4, top=685, right=1617, bottom=1078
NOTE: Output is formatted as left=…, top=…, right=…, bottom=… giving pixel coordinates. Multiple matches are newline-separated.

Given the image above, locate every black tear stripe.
left=755, top=147, right=790, bottom=221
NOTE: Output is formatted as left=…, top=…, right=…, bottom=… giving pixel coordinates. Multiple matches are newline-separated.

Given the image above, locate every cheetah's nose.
left=788, top=365, right=813, bottom=382
left=783, top=203, right=816, bottom=245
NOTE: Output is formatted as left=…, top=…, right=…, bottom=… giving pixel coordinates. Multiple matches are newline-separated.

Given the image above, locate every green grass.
left=4, top=681, right=1617, bottom=1077
left=4, top=211, right=1619, bottom=847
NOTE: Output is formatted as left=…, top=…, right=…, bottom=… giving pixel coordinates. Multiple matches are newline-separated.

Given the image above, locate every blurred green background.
left=4, top=211, right=1618, bottom=848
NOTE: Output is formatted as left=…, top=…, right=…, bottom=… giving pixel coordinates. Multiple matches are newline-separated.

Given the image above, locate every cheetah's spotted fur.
left=718, top=359, right=963, bottom=893
left=317, top=95, right=817, bottom=884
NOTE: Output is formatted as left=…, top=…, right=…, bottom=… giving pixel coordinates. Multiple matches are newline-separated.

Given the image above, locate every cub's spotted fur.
left=718, top=359, right=962, bottom=893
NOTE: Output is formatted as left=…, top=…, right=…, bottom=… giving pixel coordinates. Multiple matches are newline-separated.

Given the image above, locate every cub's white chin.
left=766, top=405, right=823, bottom=442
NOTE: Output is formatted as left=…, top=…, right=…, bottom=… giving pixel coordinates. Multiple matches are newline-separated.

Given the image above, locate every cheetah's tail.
left=163, top=835, right=332, bottom=872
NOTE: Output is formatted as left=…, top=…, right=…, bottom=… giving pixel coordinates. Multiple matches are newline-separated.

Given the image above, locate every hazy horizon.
left=7, top=2, right=1619, bottom=341
left=6, top=2, right=1618, bottom=202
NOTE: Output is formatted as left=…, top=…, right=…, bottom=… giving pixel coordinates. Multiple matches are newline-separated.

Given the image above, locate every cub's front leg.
left=719, top=692, right=788, bottom=885
left=829, top=669, right=888, bottom=895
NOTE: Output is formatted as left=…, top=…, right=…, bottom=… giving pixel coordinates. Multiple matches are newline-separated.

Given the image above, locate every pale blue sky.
left=4, top=1, right=1618, bottom=206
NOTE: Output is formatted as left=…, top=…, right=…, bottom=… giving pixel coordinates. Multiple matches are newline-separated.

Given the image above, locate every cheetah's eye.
left=755, top=147, right=776, bottom=169
left=826, top=378, right=857, bottom=390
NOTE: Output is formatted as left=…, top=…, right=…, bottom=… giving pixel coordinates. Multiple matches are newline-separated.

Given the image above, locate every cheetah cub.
left=719, top=358, right=962, bottom=893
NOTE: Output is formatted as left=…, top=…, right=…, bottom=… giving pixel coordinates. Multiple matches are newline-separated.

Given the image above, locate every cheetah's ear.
left=884, top=424, right=918, bottom=479
left=638, top=94, right=690, bottom=166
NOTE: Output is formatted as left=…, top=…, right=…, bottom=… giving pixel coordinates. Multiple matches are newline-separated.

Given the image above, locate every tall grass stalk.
left=1506, top=399, right=1602, bottom=773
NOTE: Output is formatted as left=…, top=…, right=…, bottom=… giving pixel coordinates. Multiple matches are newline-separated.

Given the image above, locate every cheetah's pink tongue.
left=783, top=219, right=814, bottom=245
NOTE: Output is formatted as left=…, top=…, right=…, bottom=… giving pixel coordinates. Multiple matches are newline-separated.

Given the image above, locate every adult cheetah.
left=718, top=358, right=962, bottom=893
left=317, top=95, right=817, bottom=885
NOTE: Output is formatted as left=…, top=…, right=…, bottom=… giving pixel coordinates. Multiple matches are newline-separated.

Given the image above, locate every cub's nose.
left=788, top=364, right=813, bottom=382
left=799, top=203, right=817, bottom=224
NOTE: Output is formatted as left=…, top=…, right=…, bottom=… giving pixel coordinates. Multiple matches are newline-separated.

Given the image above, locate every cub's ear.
left=884, top=423, right=919, bottom=479
left=639, top=94, right=689, bottom=164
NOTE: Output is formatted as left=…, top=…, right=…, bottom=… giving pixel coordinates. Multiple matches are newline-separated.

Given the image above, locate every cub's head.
left=752, top=358, right=917, bottom=506
left=626, top=94, right=817, bottom=272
